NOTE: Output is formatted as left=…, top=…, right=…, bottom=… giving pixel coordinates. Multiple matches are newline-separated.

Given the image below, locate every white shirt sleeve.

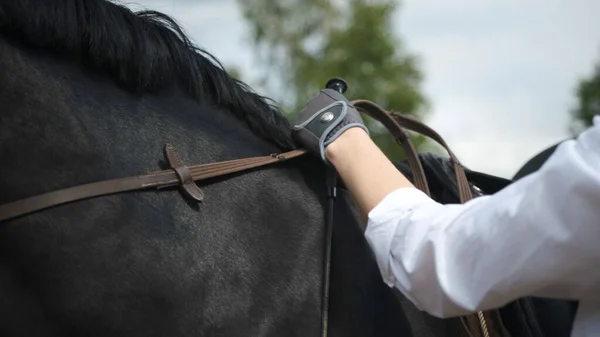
left=364, top=116, right=600, bottom=320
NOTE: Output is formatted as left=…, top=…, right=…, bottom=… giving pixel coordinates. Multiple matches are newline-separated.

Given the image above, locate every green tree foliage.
left=237, top=0, right=429, bottom=160
left=570, top=55, right=600, bottom=135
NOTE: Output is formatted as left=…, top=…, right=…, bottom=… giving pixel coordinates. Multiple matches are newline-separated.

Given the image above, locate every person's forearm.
left=325, top=128, right=415, bottom=216
left=364, top=116, right=600, bottom=318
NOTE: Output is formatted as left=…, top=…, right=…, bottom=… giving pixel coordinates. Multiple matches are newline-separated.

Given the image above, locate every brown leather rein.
left=0, top=145, right=306, bottom=223
left=0, top=99, right=502, bottom=337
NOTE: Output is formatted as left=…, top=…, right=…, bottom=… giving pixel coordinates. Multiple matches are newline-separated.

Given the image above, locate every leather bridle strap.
left=351, top=99, right=473, bottom=203
left=0, top=146, right=307, bottom=223
left=350, top=100, right=431, bottom=195
left=389, top=111, right=473, bottom=203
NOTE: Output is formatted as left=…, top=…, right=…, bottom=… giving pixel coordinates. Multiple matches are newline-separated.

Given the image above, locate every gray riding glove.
left=292, top=89, right=369, bottom=163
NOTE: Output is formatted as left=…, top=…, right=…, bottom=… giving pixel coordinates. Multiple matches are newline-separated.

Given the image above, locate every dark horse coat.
left=0, top=1, right=576, bottom=336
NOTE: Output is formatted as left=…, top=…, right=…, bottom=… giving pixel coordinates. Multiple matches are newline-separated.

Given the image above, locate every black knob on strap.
left=325, top=78, right=348, bottom=94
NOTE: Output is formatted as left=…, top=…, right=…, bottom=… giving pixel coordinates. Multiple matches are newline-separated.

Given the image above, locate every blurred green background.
left=235, top=0, right=599, bottom=163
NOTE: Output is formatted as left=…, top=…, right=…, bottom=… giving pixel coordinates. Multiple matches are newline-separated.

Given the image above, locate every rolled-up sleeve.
left=365, top=116, right=600, bottom=323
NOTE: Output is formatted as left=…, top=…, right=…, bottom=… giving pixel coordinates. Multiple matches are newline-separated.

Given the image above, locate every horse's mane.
left=0, top=0, right=296, bottom=150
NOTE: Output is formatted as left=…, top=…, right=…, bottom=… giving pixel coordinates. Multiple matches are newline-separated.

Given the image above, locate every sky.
left=124, top=0, right=600, bottom=178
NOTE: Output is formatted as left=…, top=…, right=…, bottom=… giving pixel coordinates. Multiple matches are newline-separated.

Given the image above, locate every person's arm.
left=327, top=116, right=600, bottom=318
left=324, top=127, right=415, bottom=215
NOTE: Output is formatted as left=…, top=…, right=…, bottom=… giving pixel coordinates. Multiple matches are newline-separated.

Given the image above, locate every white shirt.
left=365, top=116, right=600, bottom=337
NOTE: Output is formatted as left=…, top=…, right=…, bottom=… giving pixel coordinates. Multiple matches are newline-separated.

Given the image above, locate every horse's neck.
left=1, top=34, right=278, bottom=189
left=0, top=35, right=332, bottom=336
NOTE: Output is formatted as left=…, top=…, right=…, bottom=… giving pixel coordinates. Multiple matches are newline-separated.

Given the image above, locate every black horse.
left=0, top=1, right=576, bottom=336
left=513, top=139, right=571, bottom=180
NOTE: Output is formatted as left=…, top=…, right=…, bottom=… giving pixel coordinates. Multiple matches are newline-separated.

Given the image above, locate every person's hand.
left=292, top=88, right=369, bottom=163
